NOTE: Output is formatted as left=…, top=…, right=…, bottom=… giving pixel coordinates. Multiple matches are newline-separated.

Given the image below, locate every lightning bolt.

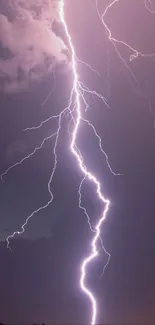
left=58, top=2, right=110, bottom=325
left=2, top=0, right=154, bottom=324
left=60, top=1, right=155, bottom=323
left=1, top=0, right=114, bottom=322
left=5, top=106, right=68, bottom=250
left=96, top=0, right=155, bottom=62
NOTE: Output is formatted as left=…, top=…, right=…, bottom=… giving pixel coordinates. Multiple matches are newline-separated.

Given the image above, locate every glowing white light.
left=59, top=2, right=110, bottom=324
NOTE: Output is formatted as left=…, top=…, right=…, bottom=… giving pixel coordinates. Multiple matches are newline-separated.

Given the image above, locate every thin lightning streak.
left=23, top=88, right=75, bottom=132
left=95, top=0, right=155, bottom=125
left=99, top=236, right=111, bottom=278
left=23, top=113, right=59, bottom=131
left=78, top=81, right=110, bottom=113
left=0, top=132, right=57, bottom=183
left=41, top=66, right=56, bottom=109
left=95, top=0, right=155, bottom=93
left=23, top=90, right=74, bottom=132
left=6, top=107, right=68, bottom=249
left=96, top=0, right=155, bottom=61
left=78, top=176, right=94, bottom=232
left=81, top=117, right=122, bottom=176
left=95, top=0, right=139, bottom=86
left=59, top=2, right=110, bottom=324
left=79, top=81, right=110, bottom=109
left=75, top=55, right=100, bottom=77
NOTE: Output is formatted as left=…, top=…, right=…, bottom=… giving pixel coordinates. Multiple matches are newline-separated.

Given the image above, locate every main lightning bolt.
left=1, top=1, right=113, bottom=323
left=59, top=2, right=110, bottom=324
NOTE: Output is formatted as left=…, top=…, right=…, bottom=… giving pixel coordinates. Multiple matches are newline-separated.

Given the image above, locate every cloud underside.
left=0, top=0, right=68, bottom=92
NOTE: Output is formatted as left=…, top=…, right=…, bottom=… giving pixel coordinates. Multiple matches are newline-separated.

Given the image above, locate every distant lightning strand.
left=75, top=55, right=100, bottom=77
left=41, top=65, right=56, bottom=109
left=79, top=80, right=110, bottom=110
left=23, top=88, right=74, bottom=132
left=95, top=0, right=155, bottom=131
left=94, top=0, right=155, bottom=95
left=81, top=117, right=122, bottom=176
left=5, top=105, right=69, bottom=249
left=0, top=132, right=57, bottom=183
left=96, top=0, right=155, bottom=62
left=78, top=176, right=94, bottom=233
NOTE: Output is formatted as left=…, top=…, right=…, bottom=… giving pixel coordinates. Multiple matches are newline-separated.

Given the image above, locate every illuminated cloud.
left=0, top=0, right=68, bottom=92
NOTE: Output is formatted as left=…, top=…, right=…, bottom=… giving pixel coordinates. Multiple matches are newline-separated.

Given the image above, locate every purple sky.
left=0, top=1, right=155, bottom=324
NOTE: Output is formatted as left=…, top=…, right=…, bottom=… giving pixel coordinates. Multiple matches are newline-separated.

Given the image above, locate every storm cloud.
left=0, top=0, right=68, bottom=92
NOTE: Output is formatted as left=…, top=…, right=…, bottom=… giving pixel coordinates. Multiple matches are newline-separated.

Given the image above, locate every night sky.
left=1, top=1, right=155, bottom=324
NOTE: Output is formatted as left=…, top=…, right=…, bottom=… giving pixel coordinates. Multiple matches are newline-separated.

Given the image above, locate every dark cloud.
left=0, top=0, right=68, bottom=92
